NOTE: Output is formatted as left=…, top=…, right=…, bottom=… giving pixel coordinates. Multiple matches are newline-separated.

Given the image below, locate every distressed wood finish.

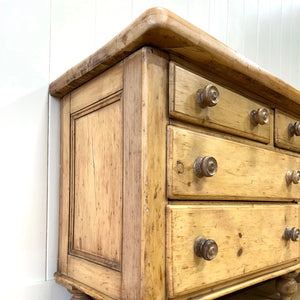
left=55, top=273, right=114, bottom=300
left=139, top=48, right=168, bottom=299
left=70, top=62, right=123, bottom=114
left=69, top=97, right=123, bottom=270
left=49, top=8, right=300, bottom=117
left=168, top=126, right=300, bottom=201
left=121, top=50, right=143, bottom=300
left=52, top=8, right=300, bottom=300
left=57, top=63, right=123, bottom=299
left=169, top=62, right=272, bottom=143
left=67, top=256, right=121, bottom=299
left=167, top=204, right=300, bottom=298
left=122, top=47, right=169, bottom=299
left=275, top=109, right=300, bottom=153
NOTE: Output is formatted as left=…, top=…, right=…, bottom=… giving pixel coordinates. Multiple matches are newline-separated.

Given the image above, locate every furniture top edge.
left=49, top=7, right=300, bottom=115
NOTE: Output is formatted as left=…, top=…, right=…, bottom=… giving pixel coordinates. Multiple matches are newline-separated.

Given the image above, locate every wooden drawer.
left=166, top=204, right=300, bottom=298
left=275, top=109, right=300, bottom=152
left=169, top=62, right=272, bottom=144
left=168, top=126, right=300, bottom=201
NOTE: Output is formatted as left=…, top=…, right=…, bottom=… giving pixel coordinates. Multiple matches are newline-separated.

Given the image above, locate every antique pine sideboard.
left=49, top=7, right=300, bottom=300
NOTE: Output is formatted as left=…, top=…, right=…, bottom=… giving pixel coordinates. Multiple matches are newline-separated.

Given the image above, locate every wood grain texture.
left=168, top=126, right=300, bottom=201
left=140, top=47, right=168, bottom=299
left=172, top=264, right=300, bottom=300
left=70, top=62, right=123, bottom=113
left=53, top=9, right=300, bottom=299
left=122, top=47, right=169, bottom=299
left=170, top=118, right=276, bottom=153
left=70, top=98, right=122, bottom=270
left=122, top=49, right=143, bottom=300
left=67, top=255, right=121, bottom=299
left=58, top=74, right=123, bottom=299
left=167, top=204, right=300, bottom=298
left=275, top=109, right=300, bottom=153
left=55, top=273, right=114, bottom=300
left=58, top=94, right=71, bottom=275
left=169, top=62, right=272, bottom=144
left=49, top=7, right=300, bottom=117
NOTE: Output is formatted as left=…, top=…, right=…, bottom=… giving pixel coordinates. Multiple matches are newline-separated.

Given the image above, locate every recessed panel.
left=70, top=98, right=122, bottom=270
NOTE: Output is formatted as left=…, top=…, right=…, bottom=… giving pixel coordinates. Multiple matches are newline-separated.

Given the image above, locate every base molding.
left=55, top=265, right=300, bottom=300
left=55, top=273, right=113, bottom=300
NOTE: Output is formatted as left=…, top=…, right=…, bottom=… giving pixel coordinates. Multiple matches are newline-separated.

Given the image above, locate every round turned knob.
left=194, top=156, right=218, bottom=178
left=194, top=237, right=218, bottom=260
left=284, top=227, right=300, bottom=241
left=288, top=122, right=300, bottom=137
left=286, top=170, right=300, bottom=184
left=196, top=85, right=219, bottom=108
left=250, top=108, right=269, bottom=125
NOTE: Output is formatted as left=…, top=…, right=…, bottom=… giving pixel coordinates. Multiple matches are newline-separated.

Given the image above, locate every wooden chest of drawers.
left=50, top=7, right=300, bottom=300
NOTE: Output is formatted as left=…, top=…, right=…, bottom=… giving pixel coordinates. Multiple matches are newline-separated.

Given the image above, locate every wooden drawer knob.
left=194, top=237, right=218, bottom=260
left=288, top=121, right=300, bottom=137
left=284, top=227, right=300, bottom=242
left=194, top=156, right=218, bottom=178
left=286, top=170, right=300, bottom=184
left=250, top=108, right=269, bottom=125
left=196, top=84, right=219, bottom=108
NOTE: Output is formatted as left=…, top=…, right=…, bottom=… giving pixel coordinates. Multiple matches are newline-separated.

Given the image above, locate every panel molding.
left=69, top=92, right=123, bottom=271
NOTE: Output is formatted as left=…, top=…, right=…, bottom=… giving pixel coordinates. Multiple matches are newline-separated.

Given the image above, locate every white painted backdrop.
left=0, top=0, right=299, bottom=299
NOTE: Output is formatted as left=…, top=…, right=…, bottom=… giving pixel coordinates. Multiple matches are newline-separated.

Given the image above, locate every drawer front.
left=166, top=204, right=299, bottom=297
left=169, top=62, right=272, bottom=143
left=275, top=109, right=300, bottom=152
left=168, top=126, right=300, bottom=200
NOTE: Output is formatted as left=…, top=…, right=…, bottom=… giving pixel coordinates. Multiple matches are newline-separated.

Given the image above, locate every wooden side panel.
left=168, top=126, right=300, bottom=200
left=122, top=47, right=169, bottom=299
left=67, top=255, right=121, bottom=299
left=70, top=96, right=123, bottom=270
left=167, top=204, right=300, bottom=298
left=169, top=63, right=272, bottom=144
left=275, top=109, right=300, bottom=152
left=70, top=62, right=123, bottom=113
left=58, top=94, right=71, bottom=275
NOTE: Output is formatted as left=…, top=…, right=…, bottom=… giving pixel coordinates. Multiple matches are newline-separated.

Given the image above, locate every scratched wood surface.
left=122, top=47, right=169, bottom=299
left=168, top=126, right=300, bottom=201
left=57, top=61, right=123, bottom=299
left=169, top=62, right=272, bottom=144
left=275, top=109, right=300, bottom=153
left=70, top=98, right=123, bottom=270
left=53, top=8, right=300, bottom=300
left=67, top=255, right=121, bottom=299
left=166, top=204, right=299, bottom=298
left=49, top=8, right=300, bottom=117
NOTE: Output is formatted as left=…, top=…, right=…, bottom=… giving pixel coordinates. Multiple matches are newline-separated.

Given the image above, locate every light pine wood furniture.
left=49, top=8, right=300, bottom=300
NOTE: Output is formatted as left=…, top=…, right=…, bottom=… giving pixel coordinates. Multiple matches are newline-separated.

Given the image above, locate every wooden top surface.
left=49, top=7, right=300, bottom=115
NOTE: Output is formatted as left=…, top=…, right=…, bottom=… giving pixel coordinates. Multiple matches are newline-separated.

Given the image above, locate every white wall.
left=1, top=0, right=300, bottom=299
